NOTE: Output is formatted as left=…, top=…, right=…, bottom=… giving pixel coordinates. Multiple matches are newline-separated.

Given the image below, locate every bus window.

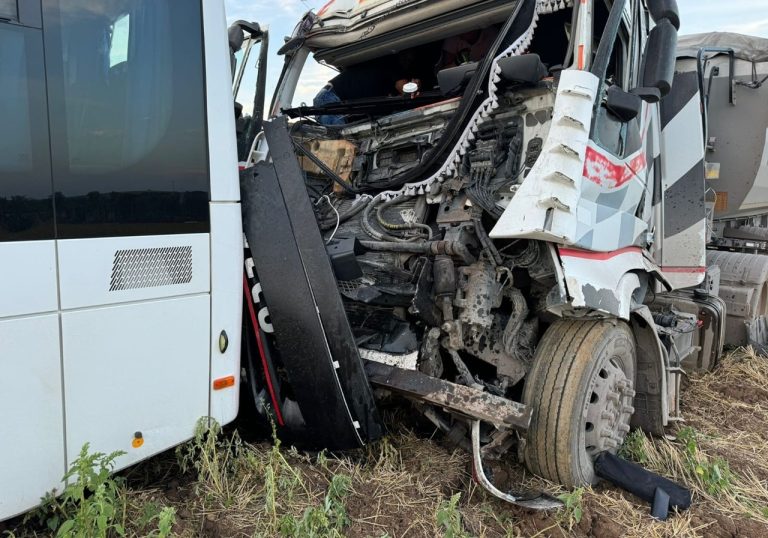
left=0, top=24, right=54, bottom=241
left=42, top=0, right=210, bottom=239
left=0, top=0, right=17, bottom=21
left=109, top=13, right=129, bottom=68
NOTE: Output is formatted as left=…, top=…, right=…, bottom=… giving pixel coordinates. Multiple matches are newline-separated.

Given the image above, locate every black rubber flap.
left=240, top=117, right=383, bottom=449
left=594, top=452, right=692, bottom=511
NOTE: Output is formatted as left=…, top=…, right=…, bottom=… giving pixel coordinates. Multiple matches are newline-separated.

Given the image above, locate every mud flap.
left=239, top=118, right=382, bottom=449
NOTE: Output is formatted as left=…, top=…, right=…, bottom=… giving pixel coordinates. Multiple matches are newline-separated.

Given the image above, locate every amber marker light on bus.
left=213, top=376, right=236, bottom=390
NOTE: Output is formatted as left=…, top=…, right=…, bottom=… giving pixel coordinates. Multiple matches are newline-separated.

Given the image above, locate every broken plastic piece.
left=326, top=236, right=364, bottom=281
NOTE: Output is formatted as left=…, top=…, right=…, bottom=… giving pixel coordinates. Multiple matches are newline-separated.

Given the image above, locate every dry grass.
left=5, top=348, right=768, bottom=537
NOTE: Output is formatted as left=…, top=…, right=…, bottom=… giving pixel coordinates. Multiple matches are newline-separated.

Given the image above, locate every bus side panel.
left=0, top=315, right=64, bottom=521
left=202, top=0, right=244, bottom=426
left=0, top=242, right=58, bottom=318
left=61, top=295, right=210, bottom=471
left=56, top=234, right=211, bottom=310
left=208, top=203, right=243, bottom=426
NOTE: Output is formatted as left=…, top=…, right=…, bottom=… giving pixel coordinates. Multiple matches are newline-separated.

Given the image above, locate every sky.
left=224, top=0, right=768, bottom=112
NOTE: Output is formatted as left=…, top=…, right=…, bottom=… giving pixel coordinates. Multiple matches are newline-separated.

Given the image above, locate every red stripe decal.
left=317, top=0, right=334, bottom=16
left=243, top=274, right=285, bottom=426
left=584, top=146, right=646, bottom=189
left=558, top=246, right=643, bottom=260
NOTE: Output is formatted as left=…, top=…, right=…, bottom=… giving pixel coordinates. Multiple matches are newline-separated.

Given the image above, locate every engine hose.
left=359, top=240, right=475, bottom=265
left=318, top=197, right=370, bottom=231
left=508, top=241, right=540, bottom=268
left=376, top=195, right=433, bottom=240
left=472, top=217, right=502, bottom=266
left=361, top=196, right=413, bottom=243
left=502, top=287, right=528, bottom=357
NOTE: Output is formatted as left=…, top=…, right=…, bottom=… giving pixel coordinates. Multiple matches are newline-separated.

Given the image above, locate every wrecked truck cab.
left=241, top=0, right=707, bottom=499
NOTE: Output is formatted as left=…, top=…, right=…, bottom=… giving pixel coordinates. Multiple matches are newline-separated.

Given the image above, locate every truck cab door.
left=580, top=17, right=652, bottom=253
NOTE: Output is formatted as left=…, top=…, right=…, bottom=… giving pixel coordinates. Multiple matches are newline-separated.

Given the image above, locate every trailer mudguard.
left=239, top=118, right=383, bottom=449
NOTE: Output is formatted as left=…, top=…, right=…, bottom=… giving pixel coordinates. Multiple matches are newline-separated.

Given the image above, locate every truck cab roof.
left=305, top=0, right=521, bottom=67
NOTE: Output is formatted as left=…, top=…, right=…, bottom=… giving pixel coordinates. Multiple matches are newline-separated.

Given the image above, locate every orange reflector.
left=578, top=45, right=585, bottom=70
left=213, top=375, right=236, bottom=390
left=132, top=437, right=144, bottom=448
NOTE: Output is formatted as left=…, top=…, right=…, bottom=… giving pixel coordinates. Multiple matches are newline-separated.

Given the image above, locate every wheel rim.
left=583, top=354, right=635, bottom=459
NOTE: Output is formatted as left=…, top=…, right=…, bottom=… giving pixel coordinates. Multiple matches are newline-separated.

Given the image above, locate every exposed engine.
left=292, top=83, right=559, bottom=399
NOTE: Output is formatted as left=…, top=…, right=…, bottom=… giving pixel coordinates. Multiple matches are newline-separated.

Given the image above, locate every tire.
left=523, top=319, right=636, bottom=487
left=707, top=250, right=768, bottom=346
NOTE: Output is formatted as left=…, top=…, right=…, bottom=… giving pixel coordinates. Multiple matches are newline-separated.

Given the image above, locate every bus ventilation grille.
left=110, top=246, right=193, bottom=291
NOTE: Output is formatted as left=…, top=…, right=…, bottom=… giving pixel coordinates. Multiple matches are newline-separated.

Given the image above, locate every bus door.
left=0, top=2, right=64, bottom=520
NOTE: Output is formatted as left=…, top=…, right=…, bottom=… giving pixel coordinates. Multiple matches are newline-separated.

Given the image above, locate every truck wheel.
left=523, top=319, right=636, bottom=487
left=707, top=250, right=768, bottom=347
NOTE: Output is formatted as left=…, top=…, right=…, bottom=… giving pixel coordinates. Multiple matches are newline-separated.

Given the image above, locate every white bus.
left=0, top=0, right=243, bottom=520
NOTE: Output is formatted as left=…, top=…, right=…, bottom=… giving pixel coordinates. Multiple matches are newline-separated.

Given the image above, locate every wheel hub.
left=584, top=357, right=635, bottom=456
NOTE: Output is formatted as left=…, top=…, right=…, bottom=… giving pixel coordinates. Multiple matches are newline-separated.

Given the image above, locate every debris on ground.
left=5, top=347, right=768, bottom=537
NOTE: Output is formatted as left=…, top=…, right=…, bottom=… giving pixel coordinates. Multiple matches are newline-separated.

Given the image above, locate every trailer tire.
left=523, top=319, right=636, bottom=488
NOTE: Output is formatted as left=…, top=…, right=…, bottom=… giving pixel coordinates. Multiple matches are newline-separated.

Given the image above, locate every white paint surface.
left=61, top=295, right=211, bottom=472
left=0, top=315, right=65, bottom=521
left=0, top=241, right=58, bottom=318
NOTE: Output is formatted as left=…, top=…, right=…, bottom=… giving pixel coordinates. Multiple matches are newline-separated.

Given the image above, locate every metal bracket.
left=470, top=421, right=563, bottom=510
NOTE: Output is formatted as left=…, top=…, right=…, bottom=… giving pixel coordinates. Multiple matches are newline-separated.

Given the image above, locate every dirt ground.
left=5, top=347, right=768, bottom=537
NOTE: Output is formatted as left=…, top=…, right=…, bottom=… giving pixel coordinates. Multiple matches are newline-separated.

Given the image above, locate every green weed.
left=134, top=503, right=177, bottom=538
left=618, top=429, right=648, bottom=464
left=677, top=427, right=733, bottom=496
left=556, top=488, right=584, bottom=530
left=278, top=474, right=352, bottom=537
left=28, top=444, right=177, bottom=538
left=436, top=493, right=468, bottom=538
left=31, top=444, right=126, bottom=537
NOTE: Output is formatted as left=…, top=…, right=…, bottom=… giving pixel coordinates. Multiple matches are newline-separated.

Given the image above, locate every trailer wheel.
left=523, top=319, right=636, bottom=487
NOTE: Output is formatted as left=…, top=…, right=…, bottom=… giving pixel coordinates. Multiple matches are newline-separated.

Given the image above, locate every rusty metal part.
left=447, top=349, right=484, bottom=390
left=363, top=360, right=531, bottom=430
left=470, top=421, right=563, bottom=510
left=414, top=404, right=472, bottom=452
left=436, top=194, right=479, bottom=224
left=417, top=327, right=444, bottom=378
left=463, top=315, right=528, bottom=384
left=456, top=261, right=503, bottom=339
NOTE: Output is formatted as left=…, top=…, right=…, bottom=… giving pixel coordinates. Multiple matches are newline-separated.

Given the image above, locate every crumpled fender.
left=553, top=246, right=662, bottom=320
